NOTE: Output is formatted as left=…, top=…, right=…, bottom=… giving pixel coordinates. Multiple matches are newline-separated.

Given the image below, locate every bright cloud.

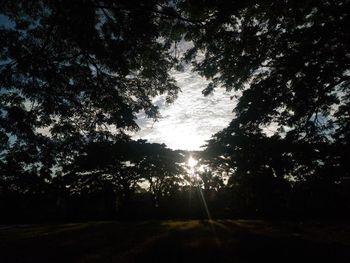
left=134, top=65, right=236, bottom=151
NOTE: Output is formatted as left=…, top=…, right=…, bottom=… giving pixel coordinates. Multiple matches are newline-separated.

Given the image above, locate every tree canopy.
left=0, top=0, right=180, bottom=189
left=1, top=0, right=349, bottom=220
left=181, top=0, right=350, bottom=178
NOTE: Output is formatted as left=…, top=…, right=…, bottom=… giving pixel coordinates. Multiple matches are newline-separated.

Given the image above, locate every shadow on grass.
left=1, top=220, right=350, bottom=263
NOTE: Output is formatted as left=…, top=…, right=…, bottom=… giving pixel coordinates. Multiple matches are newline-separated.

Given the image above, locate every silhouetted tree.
left=181, top=0, right=350, bottom=214
left=62, top=139, right=185, bottom=211
left=137, top=141, right=185, bottom=207
left=0, top=0, right=180, bottom=200
left=1, top=0, right=349, bottom=220
left=198, top=169, right=224, bottom=193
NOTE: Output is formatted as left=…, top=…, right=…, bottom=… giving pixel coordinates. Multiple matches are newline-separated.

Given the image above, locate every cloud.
left=133, top=65, right=236, bottom=151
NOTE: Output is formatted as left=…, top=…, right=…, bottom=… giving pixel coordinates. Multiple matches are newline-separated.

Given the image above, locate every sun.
left=187, top=156, right=198, bottom=168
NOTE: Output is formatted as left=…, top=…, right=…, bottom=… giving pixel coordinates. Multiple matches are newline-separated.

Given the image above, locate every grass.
left=1, top=219, right=350, bottom=262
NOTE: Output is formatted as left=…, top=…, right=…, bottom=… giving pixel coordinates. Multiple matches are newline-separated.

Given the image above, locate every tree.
left=137, top=141, right=185, bottom=207
left=167, top=0, right=350, bottom=214
left=181, top=0, right=350, bottom=203
left=62, top=139, right=185, bottom=211
left=0, top=0, right=180, bottom=193
left=198, top=169, right=224, bottom=193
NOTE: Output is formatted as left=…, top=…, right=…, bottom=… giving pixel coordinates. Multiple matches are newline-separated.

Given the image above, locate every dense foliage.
left=0, top=0, right=179, bottom=192
left=184, top=0, right=350, bottom=214
left=0, top=0, right=349, bottom=221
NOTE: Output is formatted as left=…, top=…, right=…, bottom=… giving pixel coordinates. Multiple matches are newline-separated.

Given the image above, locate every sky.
left=0, top=14, right=236, bottom=152
left=133, top=44, right=236, bottom=151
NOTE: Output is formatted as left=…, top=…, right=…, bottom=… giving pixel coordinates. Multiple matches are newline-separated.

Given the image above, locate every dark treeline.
left=1, top=0, right=349, bottom=222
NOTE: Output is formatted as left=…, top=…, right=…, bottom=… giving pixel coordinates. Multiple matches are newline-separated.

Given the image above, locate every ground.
left=1, top=220, right=350, bottom=263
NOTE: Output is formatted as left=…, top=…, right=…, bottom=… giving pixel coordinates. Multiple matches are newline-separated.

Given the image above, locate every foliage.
left=0, top=0, right=180, bottom=193
left=184, top=0, right=350, bottom=210
left=1, top=0, right=350, bottom=220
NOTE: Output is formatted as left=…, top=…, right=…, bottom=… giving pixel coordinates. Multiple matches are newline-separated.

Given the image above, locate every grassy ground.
left=1, top=219, right=350, bottom=263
